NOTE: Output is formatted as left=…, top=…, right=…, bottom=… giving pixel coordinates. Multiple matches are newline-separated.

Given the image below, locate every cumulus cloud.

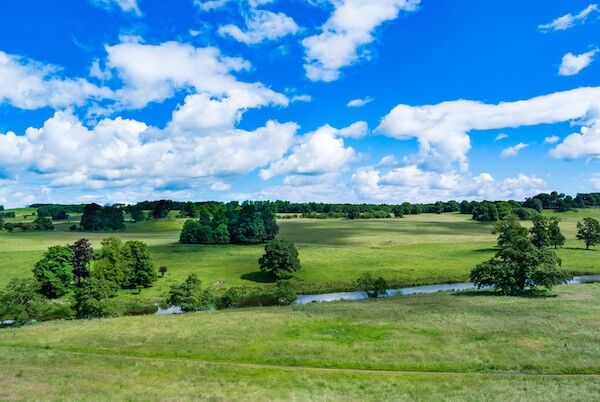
left=194, top=0, right=231, bottom=11
left=538, top=4, right=598, bottom=32
left=218, top=9, right=299, bottom=44
left=0, top=111, right=299, bottom=191
left=544, top=135, right=560, bottom=144
left=500, top=142, right=528, bottom=158
left=0, top=51, right=112, bottom=110
left=550, top=117, right=600, bottom=160
left=376, top=87, right=600, bottom=171
left=347, top=96, right=373, bottom=107
left=352, top=165, right=546, bottom=203
left=591, top=174, right=600, bottom=190
left=302, top=0, right=419, bottom=81
left=259, top=122, right=360, bottom=180
left=559, top=49, right=598, bottom=76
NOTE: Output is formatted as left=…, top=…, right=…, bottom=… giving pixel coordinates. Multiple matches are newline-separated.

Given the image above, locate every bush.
left=219, top=287, right=240, bottom=308
left=0, top=278, right=51, bottom=323
left=166, top=274, right=215, bottom=312
left=72, top=278, right=114, bottom=319
left=274, top=280, right=297, bottom=305
left=356, top=273, right=388, bottom=298
left=258, top=239, right=301, bottom=280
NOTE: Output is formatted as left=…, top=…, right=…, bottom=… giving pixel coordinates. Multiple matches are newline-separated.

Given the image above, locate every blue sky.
left=0, top=0, right=599, bottom=207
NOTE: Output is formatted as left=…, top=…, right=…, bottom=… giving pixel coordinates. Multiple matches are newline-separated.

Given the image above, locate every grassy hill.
left=1, top=283, right=599, bottom=400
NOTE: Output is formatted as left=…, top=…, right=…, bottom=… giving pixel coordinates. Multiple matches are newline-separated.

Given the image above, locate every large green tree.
left=166, top=274, right=214, bottom=312
left=529, top=215, right=551, bottom=248
left=72, top=278, right=113, bottom=319
left=122, top=241, right=157, bottom=288
left=576, top=217, right=600, bottom=250
left=70, top=239, right=94, bottom=285
left=258, top=239, right=300, bottom=279
left=0, top=278, right=50, bottom=323
left=471, top=220, right=570, bottom=295
left=548, top=217, right=565, bottom=249
left=32, top=245, right=74, bottom=298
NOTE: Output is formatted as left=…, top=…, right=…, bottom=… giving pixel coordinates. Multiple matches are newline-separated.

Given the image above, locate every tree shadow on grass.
left=471, top=247, right=497, bottom=253
left=452, top=289, right=558, bottom=299
left=241, top=271, right=275, bottom=283
left=564, top=247, right=597, bottom=251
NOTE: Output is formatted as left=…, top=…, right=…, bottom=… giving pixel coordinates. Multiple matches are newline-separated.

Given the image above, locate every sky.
left=0, top=0, right=599, bottom=207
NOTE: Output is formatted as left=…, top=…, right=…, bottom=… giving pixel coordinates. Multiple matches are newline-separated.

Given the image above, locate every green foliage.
left=32, top=216, right=54, bottom=231
left=130, top=209, right=146, bottom=222
left=219, top=287, right=240, bottom=308
left=471, top=220, right=570, bottom=295
left=151, top=200, right=171, bottom=219
left=80, top=203, right=124, bottom=232
left=122, top=241, right=156, bottom=288
left=356, top=273, right=388, bottom=298
left=166, top=274, right=215, bottom=312
left=159, top=266, right=168, bottom=277
left=32, top=245, right=74, bottom=298
left=529, top=215, right=551, bottom=248
left=274, top=280, right=297, bottom=305
left=548, top=218, right=565, bottom=249
left=346, top=210, right=360, bottom=219
left=258, top=239, right=301, bottom=280
left=70, top=239, right=94, bottom=285
left=0, top=278, right=50, bottom=323
left=72, top=278, right=114, bottom=319
left=513, top=207, right=540, bottom=221
left=576, top=217, right=600, bottom=250
left=92, top=238, right=128, bottom=289
left=472, top=202, right=499, bottom=222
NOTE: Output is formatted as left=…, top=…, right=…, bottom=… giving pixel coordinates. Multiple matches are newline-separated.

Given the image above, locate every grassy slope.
left=1, top=284, right=600, bottom=400
left=1, top=210, right=599, bottom=301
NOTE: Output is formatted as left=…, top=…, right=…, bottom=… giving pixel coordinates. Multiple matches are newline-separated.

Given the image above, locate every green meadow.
left=1, top=209, right=600, bottom=305
left=1, top=284, right=600, bottom=400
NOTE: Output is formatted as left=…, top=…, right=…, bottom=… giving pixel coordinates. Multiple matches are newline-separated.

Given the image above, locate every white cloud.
left=338, top=121, right=368, bottom=138
left=90, top=0, right=142, bottom=16
left=260, top=123, right=359, bottom=180
left=494, top=133, right=508, bottom=141
left=590, top=174, right=600, bottom=190
left=0, top=51, right=112, bottom=110
left=302, top=0, right=419, bottom=81
left=347, top=96, right=373, bottom=108
left=539, top=4, right=598, bottom=32
left=500, top=142, right=528, bottom=158
left=559, top=49, right=598, bottom=76
left=550, top=117, right=600, bottom=160
left=103, top=41, right=288, bottom=114
left=0, top=111, right=299, bottom=190
left=193, top=0, right=230, bottom=11
left=290, top=94, right=312, bottom=103
left=376, top=87, right=600, bottom=171
left=352, top=165, right=547, bottom=203
left=218, top=9, right=299, bottom=44
left=544, top=135, right=560, bottom=144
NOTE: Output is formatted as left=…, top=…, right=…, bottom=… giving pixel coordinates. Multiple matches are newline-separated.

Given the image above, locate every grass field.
left=1, top=284, right=600, bottom=400
left=1, top=209, right=599, bottom=306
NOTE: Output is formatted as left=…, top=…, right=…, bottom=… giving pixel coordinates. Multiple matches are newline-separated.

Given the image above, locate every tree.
left=548, top=218, right=565, bottom=249
left=80, top=204, right=124, bottom=231
left=230, top=203, right=266, bottom=244
left=529, top=215, right=551, bottom=248
left=122, top=240, right=157, bottom=288
left=72, top=278, right=113, bottom=319
left=70, top=239, right=94, bottom=285
left=130, top=208, right=146, bottom=222
left=92, top=237, right=128, bottom=289
left=32, top=216, right=54, bottom=231
left=471, top=221, right=570, bottom=295
left=576, top=217, right=600, bottom=250
left=152, top=200, right=171, bottom=219
left=258, top=239, right=301, bottom=279
left=32, top=245, right=74, bottom=298
left=274, top=280, right=297, bottom=305
left=523, top=197, right=543, bottom=213
left=493, top=216, right=528, bottom=248
left=166, top=274, right=215, bottom=312
left=346, top=209, right=360, bottom=219
left=0, top=278, right=50, bottom=323
left=392, top=205, right=404, bottom=218
left=356, top=273, right=388, bottom=298
left=159, top=266, right=168, bottom=277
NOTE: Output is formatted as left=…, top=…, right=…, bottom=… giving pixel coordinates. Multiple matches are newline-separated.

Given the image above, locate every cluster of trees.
left=180, top=202, right=278, bottom=244
left=80, top=204, right=124, bottom=232
left=2, top=216, right=54, bottom=232
left=524, top=192, right=600, bottom=212
left=37, top=205, right=69, bottom=220
left=471, top=217, right=570, bottom=295
left=0, top=237, right=157, bottom=323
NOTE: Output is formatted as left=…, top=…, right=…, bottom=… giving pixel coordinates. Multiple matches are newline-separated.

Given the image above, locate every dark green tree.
left=130, top=208, right=146, bottom=222
left=529, top=215, right=551, bottom=248
left=548, top=218, right=565, bottom=249
left=70, top=239, right=94, bottom=285
left=471, top=221, right=570, bottom=294
left=356, top=273, right=388, bottom=298
left=258, top=239, right=301, bottom=279
left=576, top=217, right=600, bottom=250
left=122, top=241, right=157, bottom=288
left=72, top=278, right=113, bottom=319
left=493, top=216, right=528, bottom=248
left=92, top=237, right=128, bottom=289
left=32, top=216, right=54, bottom=231
left=32, top=245, right=74, bottom=298
left=274, top=280, right=297, bottom=305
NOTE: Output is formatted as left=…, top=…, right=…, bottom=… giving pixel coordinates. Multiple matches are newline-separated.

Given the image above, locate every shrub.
left=72, top=278, right=114, bottom=319
left=274, top=280, right=297, bottom=305
left=166, top=274, right=215, bottom=312
left=356, top=273, right=388, bottom=298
